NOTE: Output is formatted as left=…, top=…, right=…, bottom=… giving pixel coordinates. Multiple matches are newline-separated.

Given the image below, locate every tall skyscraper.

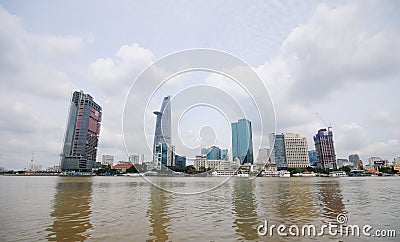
left=231, top=119, right=254, bottom=164
left=313, top=128, right=337, bottom=169
left=153, top=96, right=171, bottom=147
left=153, top=96, right=173, bottom=169
left=61, top=91, right=102, bottom=171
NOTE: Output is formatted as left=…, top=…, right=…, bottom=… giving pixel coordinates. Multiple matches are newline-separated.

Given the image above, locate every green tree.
left=126, top=165, right=138, bottom=173
left=379, top=166, right=395, bottom=174
left=340, top=166, right=351, bottom=173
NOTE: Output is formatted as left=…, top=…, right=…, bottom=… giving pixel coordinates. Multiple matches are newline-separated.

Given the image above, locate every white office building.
left=194, top=155, right=239, bottom=171
left=283, top=133, right=310, bottom=168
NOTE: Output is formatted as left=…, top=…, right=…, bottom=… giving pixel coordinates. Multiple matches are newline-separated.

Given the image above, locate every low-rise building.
left=264, top=162, right=277, bottom=171
left=194, top=155, right=239, bottom=171
left=46, top=166, right=61, bottom=173
left=368, top=157, right=389, bottom=170
left=393, top=157, right=400, bottom=172
left=194, top=155, right=207, bottom=170
left=112, top=163, right=133, bottom=173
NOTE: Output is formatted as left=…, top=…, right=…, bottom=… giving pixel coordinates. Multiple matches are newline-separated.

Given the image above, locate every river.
left=0, top=176, right=398, bottom=241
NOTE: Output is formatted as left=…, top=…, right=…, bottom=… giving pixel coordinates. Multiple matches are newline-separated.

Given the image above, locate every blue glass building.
left=231, top=119, right=254, bottom=164
left=308, top=150, right=317, bottom=167
left=201, top=146, right=229, bottom=160
left=153, top=96, right=173, bottom=168
left=269, top=133, right=287, bottom=169
left=175, top=155, right=186, bottom=168
left=221, top=149, right=228, bottom=160
left=153, top=96, right=171, bottom=147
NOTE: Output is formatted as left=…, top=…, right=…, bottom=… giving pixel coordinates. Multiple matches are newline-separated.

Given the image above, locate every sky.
left=0, top=0, right=399, bottom=170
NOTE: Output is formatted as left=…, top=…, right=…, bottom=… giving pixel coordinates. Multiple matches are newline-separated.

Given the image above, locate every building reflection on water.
left=147, top=184, right=172, bottom=242
left=46, top=177, right=93, bottom=241
left=231, top=178, right=259, bottom=241
left=317, top=179, right=346, bottom=222
left=280, top=179, right=319, bottom=224
left=273, top=178, right=346, bottom=225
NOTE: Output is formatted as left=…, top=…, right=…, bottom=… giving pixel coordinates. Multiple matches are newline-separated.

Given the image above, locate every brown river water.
left=0, top=176, right=399, bottom=241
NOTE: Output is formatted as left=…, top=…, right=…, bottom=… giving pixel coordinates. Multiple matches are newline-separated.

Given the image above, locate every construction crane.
left=315, top=112, right=332, bottom=131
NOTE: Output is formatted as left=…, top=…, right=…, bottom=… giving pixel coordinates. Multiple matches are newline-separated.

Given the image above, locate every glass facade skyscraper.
left=61, top=91, right=102, bottom=171
left=153, top=96, right=171, bottom=148
left=231, top=119, right=254, bottom=165
left=201, top=146, right=229, bottom=160
left=270, top=133, right=287, bottom=169
left=153, top=96, right=173, bottom=168
left=308, top=150, right=317, bottom=166
left=154, top=143, right=175, bottom=168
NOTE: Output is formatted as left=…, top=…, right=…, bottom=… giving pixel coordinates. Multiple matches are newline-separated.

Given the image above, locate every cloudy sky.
left=0, top=0, right=399, bottom=170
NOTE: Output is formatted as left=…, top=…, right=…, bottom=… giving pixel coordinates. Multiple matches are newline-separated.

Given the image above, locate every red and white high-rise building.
left=61, top=91, right=102, bottom=171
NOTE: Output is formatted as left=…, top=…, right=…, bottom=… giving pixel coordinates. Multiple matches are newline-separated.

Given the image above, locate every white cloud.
left=372, top=111, right=396, bottom=125
left=335, top=122, right=372, bottom=154
left=282, top=2, right=400, bottom=101
left=89, top=43, right=154, bottom=94
left=0, top=4, right=81, bottom=100
left=32, top=34, right=84, bottom=60
left=254, top=1, right=400, bottom=160
left=88, top=43, right=157, bottom=162
left=0, top=4, right=86, bottom=169
left=0, top=96, right=64, bottom=169
left=335, top=122, right=399, bottom=161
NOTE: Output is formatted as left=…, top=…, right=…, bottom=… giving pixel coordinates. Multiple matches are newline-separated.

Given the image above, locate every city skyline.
left=1, top=1, right=400, bottom=170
